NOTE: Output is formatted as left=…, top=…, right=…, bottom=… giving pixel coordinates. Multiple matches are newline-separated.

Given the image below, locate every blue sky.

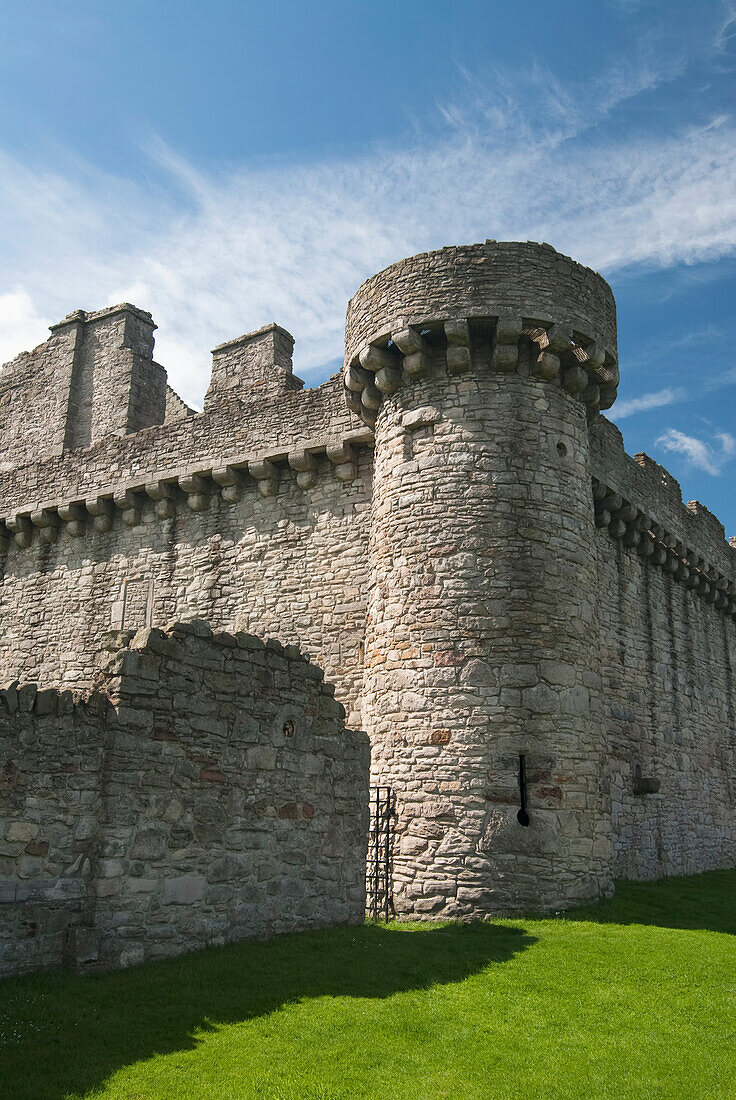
left=0, top=0, right=735, bottom=532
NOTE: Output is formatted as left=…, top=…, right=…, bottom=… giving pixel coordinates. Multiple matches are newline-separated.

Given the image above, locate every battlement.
left=343, top=241, right=619, bottom=427
left=590, top=417, right=736, bottom=592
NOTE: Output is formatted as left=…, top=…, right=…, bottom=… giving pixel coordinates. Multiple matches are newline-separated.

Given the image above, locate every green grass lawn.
left=1, top=870, right=734, bottom=1100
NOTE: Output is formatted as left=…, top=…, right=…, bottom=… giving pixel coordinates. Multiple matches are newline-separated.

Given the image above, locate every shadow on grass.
left=563, top=868, right=736, bottom=935
left=0, top=919, right=534, bottom=1100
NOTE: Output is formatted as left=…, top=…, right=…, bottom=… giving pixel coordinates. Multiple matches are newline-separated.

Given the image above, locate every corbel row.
left=0, top=439, right=365, bottom=555
left=344, top=315, right=618, bottom=427
left=592, top=478, right=736, bottom=619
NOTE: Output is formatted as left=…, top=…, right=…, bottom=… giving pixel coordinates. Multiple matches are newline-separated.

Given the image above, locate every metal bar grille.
left=366, top=785, right=393, bottom=922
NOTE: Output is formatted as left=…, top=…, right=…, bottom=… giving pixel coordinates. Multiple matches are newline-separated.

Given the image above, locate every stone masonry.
left=0, top=239, right=734, bottom=931
left=0, top=620, right=369, bottom=976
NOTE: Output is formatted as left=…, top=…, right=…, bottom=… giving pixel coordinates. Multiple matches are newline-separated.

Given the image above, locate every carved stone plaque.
left=113, top=576, right=154, bottom=630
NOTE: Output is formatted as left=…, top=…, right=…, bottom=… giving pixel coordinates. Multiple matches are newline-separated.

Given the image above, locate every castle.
left=1, top=240, right=735, bottom=971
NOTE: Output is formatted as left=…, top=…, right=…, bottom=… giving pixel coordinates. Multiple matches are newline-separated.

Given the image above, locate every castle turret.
left=346, top=241, right=619, bottom=916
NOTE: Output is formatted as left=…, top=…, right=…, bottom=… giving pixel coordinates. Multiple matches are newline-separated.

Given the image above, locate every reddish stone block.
left=277, top=803, right=299, bottom=819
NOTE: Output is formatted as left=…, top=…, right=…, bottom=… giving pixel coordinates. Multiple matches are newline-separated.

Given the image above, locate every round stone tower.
left=344, top=241, right=619, bottom=917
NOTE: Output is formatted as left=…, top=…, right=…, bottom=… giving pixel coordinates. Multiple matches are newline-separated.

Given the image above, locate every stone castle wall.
left=589, top=418, right=736, bottom=879
left=344, top=240, right=735, bottom=914
left=0, top=238, right=734, bottom=924
left=0, top=621, right=369, bottom=976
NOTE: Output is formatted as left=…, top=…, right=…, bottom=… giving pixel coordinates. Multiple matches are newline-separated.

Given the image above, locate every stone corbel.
left=358, top=342, right=396, bottom=373
left=608, top=516, right=627, bottom=540
left=6, top=514, right=33, bottom=549
left=248, top=458, right=279, bottom=498
left=58, top=502, right=86, bottom=538
left=581, top=379, right=601, bottom=408
left=345, top=362, right=373, bottom=393
left=597, top=350, right=619, bottom=410
left=344, top=387, right=363, bottom=416
left=583, top=343, right=607, bottom=387
left=326, top=441, right=357, bottom=482
left=491, top=315, right=522, bottom=373
left=288, top=449, right=317, bottom=490
left=145, top=480, right=176, bottom=519
left=650, top=544, right=667, bottom=567
left=532, top=324, right=566, bottom=380
left=444, top=319, right=472, bottom=375
left=598, top=383, right=618, bottom=411
left=392, top=327, right=431, bottom=381
left=178, top=473, right=210, bottom=513
left=86, top=497, right=113, bottom=534
left=360, top=382, right=381, bottom=429
left=561, top=364, right=589, bottom=394
left=113, top=489, right=142, bottom=527
left=359, top=343, right=403, bottom=400
left=636, top=534, right=655, bottom=558
left=212, top=465, right=245, bottom=504
left=532, top=350, right=561, bottom=380
left=31, top=508, right=60, bottom=544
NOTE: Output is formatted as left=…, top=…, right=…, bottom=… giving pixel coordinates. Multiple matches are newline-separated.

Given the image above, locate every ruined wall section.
left=0, top=622, right=369, bottom=976
left=0, top=686, right=107, bottom=975
left=590, top=417, right=736, bottom=878
left=0, top=326, right=78, bottom=471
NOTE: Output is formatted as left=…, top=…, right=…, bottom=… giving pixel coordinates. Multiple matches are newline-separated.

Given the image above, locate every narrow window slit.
left=517, top=753, right=530, bottom=826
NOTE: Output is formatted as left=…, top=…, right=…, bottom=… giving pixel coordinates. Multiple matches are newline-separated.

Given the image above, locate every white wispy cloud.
left=612, top=387, right=687, bottom=419
left=655, top=428, right=736, bottom=475
left=714, top=4, right=736, bottom=52
left=1, top=42, right=735, bottom=405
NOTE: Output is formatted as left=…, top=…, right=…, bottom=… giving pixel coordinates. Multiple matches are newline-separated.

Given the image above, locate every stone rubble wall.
left=0, top=324, right=78, bottom=472
left=588, top=416, right=736, bottom=877
left=0, top=621, right=369, bottom=976
left=596, top=531, right=736, bottom=878
left=363, top=361, right=610, bottom=917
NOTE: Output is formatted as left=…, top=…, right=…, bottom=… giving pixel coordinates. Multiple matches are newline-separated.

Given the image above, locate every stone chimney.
left=50, top=304, right=166, bottom=451
left=204, top=323, right=303, bottom=410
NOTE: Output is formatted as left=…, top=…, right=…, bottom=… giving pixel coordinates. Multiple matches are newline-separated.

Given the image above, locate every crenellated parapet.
left=590, top=416, right=736, bottom=617
left=592, top=476, right=736, bottom=621
left=343, top=241, right=619, bottom=426
left=0, top=427, right=372, bottom=555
